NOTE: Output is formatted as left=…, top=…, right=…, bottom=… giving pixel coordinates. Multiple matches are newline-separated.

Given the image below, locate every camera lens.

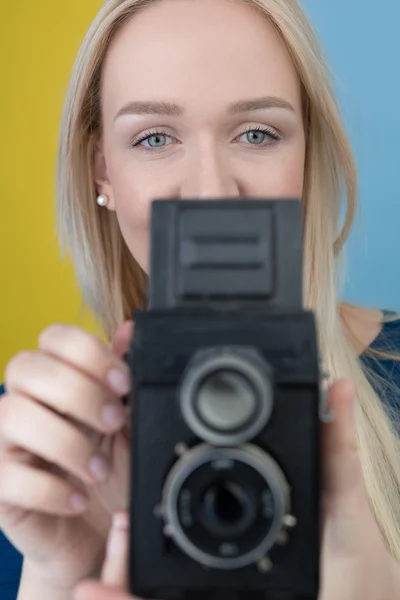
left=196, top=371, right=257, bottom=431
left=200, top=479, right=256, bottom=537
left=161, top=444, right=290, bottom=569
left=179, top=347, right=273, bottom=445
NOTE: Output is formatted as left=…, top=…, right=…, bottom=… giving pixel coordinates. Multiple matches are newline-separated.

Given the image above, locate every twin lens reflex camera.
left=126, top=199, right=323, bottom=600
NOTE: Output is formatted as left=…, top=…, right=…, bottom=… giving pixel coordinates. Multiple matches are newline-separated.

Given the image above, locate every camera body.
left=127, top=200, right=322, bottom=600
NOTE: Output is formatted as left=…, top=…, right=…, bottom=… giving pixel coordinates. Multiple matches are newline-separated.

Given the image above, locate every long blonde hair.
left=56, top=0, right=400, bottom=558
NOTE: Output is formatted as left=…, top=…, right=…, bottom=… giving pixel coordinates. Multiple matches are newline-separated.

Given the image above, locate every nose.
left=180, top=146, right=240, bottom=199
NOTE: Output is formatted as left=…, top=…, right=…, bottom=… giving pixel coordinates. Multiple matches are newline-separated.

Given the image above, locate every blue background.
left=301, top=0, right=399, bottom=310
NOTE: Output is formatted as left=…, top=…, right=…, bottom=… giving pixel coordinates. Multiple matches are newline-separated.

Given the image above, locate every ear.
left=93, top=142, right=117, bottom=211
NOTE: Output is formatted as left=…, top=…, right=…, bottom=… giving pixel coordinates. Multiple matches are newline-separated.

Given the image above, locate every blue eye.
left=132, top=131, right=174, bottom=150
left=145, top=133, right=170, bottom=148
left=131, top=126, right=280, bottom=152
left=238, top=127, right=280, bottom=146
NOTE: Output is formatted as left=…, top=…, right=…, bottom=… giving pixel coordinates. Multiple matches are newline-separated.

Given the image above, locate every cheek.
left=268, top=143, right=306, bottom=197
left=246, top=140, right=306, bottom=199
left=106, top=139, right=306, bottom=272
left=109, top=164, right=156, bottom=272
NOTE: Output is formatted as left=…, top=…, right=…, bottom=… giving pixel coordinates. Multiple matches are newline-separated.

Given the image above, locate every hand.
left=320, top=379, right=398, bottom=600
left=74, top=380, right=400, bottom=600
left=0, top=321, right=134, bottom=590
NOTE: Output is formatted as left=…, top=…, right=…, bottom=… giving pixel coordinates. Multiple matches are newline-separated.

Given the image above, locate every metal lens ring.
left=179, top=347, right=274, bottom=445
left=161, top=443, right=290, bottom=570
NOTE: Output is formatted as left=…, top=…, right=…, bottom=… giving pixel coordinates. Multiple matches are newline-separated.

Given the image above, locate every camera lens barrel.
left=179, top=347, right=274, bottom=446
left=161, top=443, right=290, bottom=569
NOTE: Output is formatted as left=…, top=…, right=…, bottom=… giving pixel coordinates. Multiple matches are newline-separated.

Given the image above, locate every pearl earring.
left=97, top=194, right=108, bottom=207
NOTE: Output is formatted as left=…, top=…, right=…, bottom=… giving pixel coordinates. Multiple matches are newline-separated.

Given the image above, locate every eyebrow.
left=113, top=96, right=295, bottom=121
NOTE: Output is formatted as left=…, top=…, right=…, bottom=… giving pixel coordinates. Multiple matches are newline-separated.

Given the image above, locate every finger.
left=96, top=431, right=130, bottom=512
left=36, top=324, right=131, bottom=396
left=74, top=582, right=133, bottom=600
left=321, top=379, right=362, bottom=496
left=0, top=393, right=111, bottom=486
left=73, top=511, right=131, bottom=600
left=101, top=511, right=129, bottom=588
left=4, top=352, right=127, bottom=434
left=111, top=321, right=135, bottom=359
left=110, top=321, right=135, bottom=410
left=0, top=456, right=89, bottom=515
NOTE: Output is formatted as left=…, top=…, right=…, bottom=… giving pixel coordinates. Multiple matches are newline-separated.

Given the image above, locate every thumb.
left=74, top=512, right=130, bottom=600
left=322, top=379, right=361, bottom=497
left=111, top=321, right=135, bottom=359
left=74, top=584, right=131, bottom=600
left=101, top=511, right=129, bottom=588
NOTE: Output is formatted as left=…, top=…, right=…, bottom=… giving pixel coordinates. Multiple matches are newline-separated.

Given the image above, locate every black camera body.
left=127, top=200, right=322, bottom=600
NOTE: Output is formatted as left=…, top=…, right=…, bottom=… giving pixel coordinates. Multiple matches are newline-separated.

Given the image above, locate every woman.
left=0, top=0, right=400, bottom=598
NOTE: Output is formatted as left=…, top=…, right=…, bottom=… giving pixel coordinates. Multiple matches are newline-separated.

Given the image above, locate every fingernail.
left=106, top=368, right=130, bottom=396
left=88, top=454, right=110, bottom=482
left=102, top=402, right=126, bottom=430
left=70, top=492, right=89, bottom=512
left=107, top=512, right=129, bottom=556
left=320, top=407, right=336, bottom=423
left=113, top=511, right=129, bottom=530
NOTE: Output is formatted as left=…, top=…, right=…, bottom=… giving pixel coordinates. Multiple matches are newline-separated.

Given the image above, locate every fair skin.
left=94, top=0, right=306, bottom=271
left=0, top=1, right=394, bottom=599
left=94, top=0, right=383, bottom=349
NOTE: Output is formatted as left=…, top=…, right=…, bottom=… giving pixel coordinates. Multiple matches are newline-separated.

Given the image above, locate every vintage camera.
left=127, top=199, right=322, bottom=600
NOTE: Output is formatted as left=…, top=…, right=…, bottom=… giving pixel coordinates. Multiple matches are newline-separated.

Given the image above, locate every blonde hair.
left=56, top=0, right=400, bottom=558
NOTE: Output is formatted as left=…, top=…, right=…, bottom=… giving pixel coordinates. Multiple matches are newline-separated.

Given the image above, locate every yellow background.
left=0, top=1, right=104, bottom=379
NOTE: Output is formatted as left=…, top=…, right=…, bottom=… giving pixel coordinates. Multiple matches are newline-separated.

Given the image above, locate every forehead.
left=101, top=0, right=302, bottom=115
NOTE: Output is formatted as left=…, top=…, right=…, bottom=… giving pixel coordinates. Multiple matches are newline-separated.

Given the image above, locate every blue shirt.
left=0, top=315, right=400, bottom=599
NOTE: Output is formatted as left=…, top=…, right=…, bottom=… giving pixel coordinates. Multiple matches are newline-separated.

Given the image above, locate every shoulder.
left=367, top=311, right=400, bottom=352
left=363, top=311, right=400, bottom=385
left=340, top=304, right=385, bottom=355
left=361, top=310, right=400, bottom=409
